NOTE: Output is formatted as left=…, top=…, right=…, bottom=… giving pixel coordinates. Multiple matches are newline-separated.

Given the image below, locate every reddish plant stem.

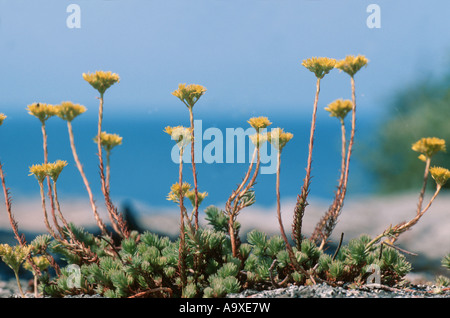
left=177, top=149, right=187, bottom=294
left=366, top=184, right=442, bottom=249
left=311, top=119, right=347, bottom=248
left=38, top=182, right=58, bottom=239
left=106, top=150, right=111, bottom=192
left=52, top=181, right=77, bottom=242
left=226, top=147, right=257, bottom=208
left=332, top=76, right=357, bottom=229
left=41, top=122, right=60, bottom=237
left=293, top=77, right=321, bottom=249
left=97, top=93, right=128, bottom=238
left=225, top=148, right=257, bottom=258
left=0, top=162, right=40, bottom=276
left=67, top=121, right=108, bottom=236
left=416, top=157, right=431, bottom=216
left=188, top=108, right=199, bottom=231
left=276, top=150, right=296, bottom=263
left=229, top=146, right=260, bottom=258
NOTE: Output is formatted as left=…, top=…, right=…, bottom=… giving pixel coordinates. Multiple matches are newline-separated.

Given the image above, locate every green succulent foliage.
left=204, top=275, right=241, bottom=298
left=317, top=253, right=333, bottom=274
left=247, top=230, right=267, bottom=250
left=324, top=235, right=411, bottom=285
left=328, top=260, right=345, bottom=281
left=30, top=234, right=52, bottom=253
left=205, top=205, right=229, bottom=232
left=239, top=189, right=256, bottom=208
left=33, top=211, right=412, bottom=298
left=298, top=240, right=321, bottom=267
left=442, top=254, right=450, bottom=271
left=436, top=275, right=450, bottom=287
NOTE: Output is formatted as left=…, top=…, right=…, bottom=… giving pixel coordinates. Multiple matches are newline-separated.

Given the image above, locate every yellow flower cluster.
left=250, top=132, right=268, bottom=149
left=268, top=128, right=294, bottom=151
left=27, top=103, right=58, bottom=123
left=167, top=182, right=192, bottom=203
left=430, top=166, right=450, bottom=186
left=186, top=189, right=208, bottom=207
left=94, top=131, right=123, bottom=152
left=164, top=125, right=192, bottom=148
left=0, top=114, right=6, bottom=126
left=82, top=71, right=120, bottom=95
left=23, top=255, right=50, bottom=273
left=335, top=55, right=369, bottom=77
left=55, top=101, right=87, bottom=122
left=302, top=57, right=337, bottom=79
left=248, top=116, right=272, bottom=132
left=172, top=83, right=207, bottom=108
left=325, top=99, right=353, bottom=120
left=412, top=137, right=446, bottom=158
left=29, top=164, right=48, bottom=183
left=0, top=244, right=32, bottom=272
left=29, top=160, right=68, bottom=183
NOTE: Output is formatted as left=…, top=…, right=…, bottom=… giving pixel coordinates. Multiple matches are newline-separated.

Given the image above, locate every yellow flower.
left=29, top=164, right=48, bottom=184
left=55, top=101, right=87, bottom=122
left=94, top=131, right=123, bottom=152
left=0, top=244, right=32, bottom=273
left=164, top=125, right=192, bottom=149
left=302, top=57, right=337, bottom=79
left=418, top=154, right=427, bottom=162
left=412, top=137, right=446, bottom=158
left=335, top=55, right=369, bottom=77
left=247, top=116, right=272, bottom=132
left=172, top=83, right=207, bottom=108
left=250, top=132, right=268, bottom=149
left=268, top=128, right=294, bottom=151
left=23, top=255, right=50, bottom=273
left=82, top=71, right=120, bottom=95
left=167, top=182, right=192, bottom=203
left=325, top=99, right=353, bottom=120
left=186, top=190, right=208, bottom=207
left=45, top=160, right=68, bottom=182
left=27, top=103, right=58, bottom=123
left=429, top=166, right=450, bottom=186
left=0, top=114, right=6, bottom=126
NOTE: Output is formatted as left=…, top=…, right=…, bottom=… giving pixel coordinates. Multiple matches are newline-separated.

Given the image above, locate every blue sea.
left=0, top=109, right=381, bottom=213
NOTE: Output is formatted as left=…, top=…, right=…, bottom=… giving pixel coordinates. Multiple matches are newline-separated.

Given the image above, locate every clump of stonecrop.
left=0, top=59, right=449, bottom=298
left=35, top=212, right=412, bottom=298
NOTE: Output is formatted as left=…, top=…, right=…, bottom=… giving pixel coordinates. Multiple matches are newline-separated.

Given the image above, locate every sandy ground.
left=0, top=192, right=449, bottom=272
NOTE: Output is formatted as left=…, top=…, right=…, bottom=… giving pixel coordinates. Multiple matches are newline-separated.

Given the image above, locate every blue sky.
left=0, top=0, right=448, bottom=212
left=0, top=0, right=450, bottom=120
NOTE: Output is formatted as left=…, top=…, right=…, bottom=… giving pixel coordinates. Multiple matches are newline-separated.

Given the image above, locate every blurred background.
left=0, top=0, right=449, bottom=276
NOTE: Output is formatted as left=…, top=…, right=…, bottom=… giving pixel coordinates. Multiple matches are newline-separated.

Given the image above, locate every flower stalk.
left=164, top=125, right=192, bottom=295
left=172, top=83, right=207, bottom=231
left=83, top=71, right=129, bottom=239
left=366, top=163, right=449, bottom=251
left=268, top=128, right=295, bottom=264
left=55, top=101, right=109, bottom=236
left=310, top=99, right=353, bottom=249
left=27, top=103, right=60, bottom=239
left=225, top=117, right=270, bottom=258
left=293, top=57, right=336, bottom=250
left=0, top=244, right=32, bottom=298
left=94, top=131, right=123, bottom=192
left=313, top=56, right=368, bottom=249
left=411, top=137, right=446, bottom=215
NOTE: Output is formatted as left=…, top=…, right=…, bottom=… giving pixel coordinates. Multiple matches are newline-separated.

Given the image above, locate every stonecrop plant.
left=0, top=55, right=449, bottom=298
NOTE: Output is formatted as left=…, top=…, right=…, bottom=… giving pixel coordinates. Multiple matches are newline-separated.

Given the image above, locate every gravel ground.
left=1, top=278, right=449, bottom=298
left=227, top=283, right=450, bottom=298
